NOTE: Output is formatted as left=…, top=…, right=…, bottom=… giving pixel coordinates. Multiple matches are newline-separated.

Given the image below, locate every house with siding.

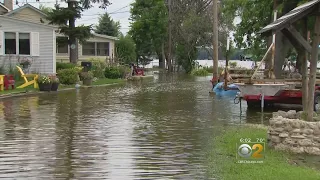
left=0, top=2, right=117, bottom=63
left=0, top=15, right=57, bottom=74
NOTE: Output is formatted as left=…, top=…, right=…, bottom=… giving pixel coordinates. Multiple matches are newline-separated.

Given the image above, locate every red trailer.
left=235, top=82, right=320, bottom=111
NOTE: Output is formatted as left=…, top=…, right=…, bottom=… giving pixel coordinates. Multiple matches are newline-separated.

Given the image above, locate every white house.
left=0, top=1, right=117, bottom=74
left=56, top=33, right=118, bottom=62
left=0, top=15, right=57, bottom=74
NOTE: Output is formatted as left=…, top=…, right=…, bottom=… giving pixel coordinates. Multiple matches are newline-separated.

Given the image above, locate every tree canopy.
left=129, top=0, right=168, bottom=68
left=115, top=35, right=137, bottom=65
left=95, top=13, right=121, bottom=37
left=222, top=0, right=310, bottom=61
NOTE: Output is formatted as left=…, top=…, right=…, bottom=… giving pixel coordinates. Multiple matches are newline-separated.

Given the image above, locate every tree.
left=95, top=13, right=121, bottom=37
left=39, top=4, right=53, bottom=15
left=115, top=35, right=137, bottom=65
left=171, top=0, right=233, bottom=73
left=222, top=0, right=310, bottom=77
left=129, top=0, right=168, bottom=69
left=46, top=0, right=111, bottom=64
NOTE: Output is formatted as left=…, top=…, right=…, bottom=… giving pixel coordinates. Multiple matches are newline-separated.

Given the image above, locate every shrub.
left=56, top=62, right=76, bottom=71
left=104, top=66, right=122, bottom=79
left=79, top=71, right=94, bottom=80
left=118, top=65, right=131, bottom=78
left=229, top=62, right=237, bottom=68
left=85, top=58, right=107, bottom=78
left=57, top=68, right=79, bottom=84
left=191, top=68, right=209, bottom=76
left=49, top=75, right=59, bottom=83
left=203, top=66, right=224, bottom=74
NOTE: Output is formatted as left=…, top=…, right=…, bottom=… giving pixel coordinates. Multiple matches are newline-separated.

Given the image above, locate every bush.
left=56, top=62, right=76, bottom=71
left=203, top=66, right=224, bottom=74
left=79, top=71, right=94, bottom=80
left=191, top=68, right=209, bottom=76
left=85, top=58, right=107, bottom=78
left=118, top=65, right=131, bottom=77
left=104, top=66, right=122, bottom=79
left=229, top=62, right=237, bottom=68
left=57, top=68, right=79, bottom=85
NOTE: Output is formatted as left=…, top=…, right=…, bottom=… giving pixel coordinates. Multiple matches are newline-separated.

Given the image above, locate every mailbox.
left=81, top=61, right=92, bottom=71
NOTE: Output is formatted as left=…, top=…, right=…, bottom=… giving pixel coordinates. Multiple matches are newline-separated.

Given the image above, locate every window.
left=82, top=42, right=95, bottom=56
left=5, top=32, right=16, bottom=54
left=97, top=42, right=109, bottom=56
left=19, top=33, right=30, bottom=55
left=56, top=37, right=68, bottom=54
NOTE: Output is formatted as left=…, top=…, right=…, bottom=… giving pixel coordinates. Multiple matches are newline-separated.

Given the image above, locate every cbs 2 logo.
left=238, top=143, right=264, bottom=158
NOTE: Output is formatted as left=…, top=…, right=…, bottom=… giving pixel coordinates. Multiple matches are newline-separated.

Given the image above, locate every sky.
left=12, top=0, right=134, bottom=35
left=10, top=0, right=240, bottom=39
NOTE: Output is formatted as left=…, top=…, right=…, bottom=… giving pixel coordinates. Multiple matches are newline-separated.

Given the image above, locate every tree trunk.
left=301, top=18, right=308, bottom=111
left=68, top=1, right=77, bottom=64
left=159, top=43, right=166, bottom=69
left=307, top=15, right=320, bottom=121
left=212, top=0, right=219, bottom=82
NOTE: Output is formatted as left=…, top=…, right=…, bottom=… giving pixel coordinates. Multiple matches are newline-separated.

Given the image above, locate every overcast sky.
left=12, top=0, right=134, bottom=35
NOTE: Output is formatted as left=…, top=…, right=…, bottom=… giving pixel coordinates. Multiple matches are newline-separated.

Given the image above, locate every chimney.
left=4, top=0, right=13, bottom=11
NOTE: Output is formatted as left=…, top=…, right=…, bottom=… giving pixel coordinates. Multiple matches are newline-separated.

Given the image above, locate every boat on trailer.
left=230, top=0, right=320, bottom=111
left=234, top=79, right=320, bottom=110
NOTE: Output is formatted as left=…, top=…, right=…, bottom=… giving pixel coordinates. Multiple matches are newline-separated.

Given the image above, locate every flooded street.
left=0, top=73, right=271, bottom=179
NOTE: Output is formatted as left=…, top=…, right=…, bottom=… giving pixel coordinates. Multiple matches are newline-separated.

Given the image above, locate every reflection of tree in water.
left=53, top=91, right=79, bottom=179
left=53, top=89, right=112, bottom=179
left=130, top=79, right=208, bottom=178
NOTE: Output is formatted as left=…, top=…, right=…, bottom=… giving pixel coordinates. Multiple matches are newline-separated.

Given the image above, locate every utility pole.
left=212, top=0, right=219, bottom=85
left=68, top=0, right=77, bottom=64
left=167, top=0, right=173, bottom=72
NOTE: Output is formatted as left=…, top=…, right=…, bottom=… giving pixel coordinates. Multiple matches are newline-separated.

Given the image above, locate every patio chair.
left=16, top=66, right=38, bottom=89
left=0, top=75, right=4, bottom=91
left=4, top=75, right=15, bottom=90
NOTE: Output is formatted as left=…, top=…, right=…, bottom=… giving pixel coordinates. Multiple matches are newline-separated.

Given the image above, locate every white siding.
left=0, top=18, right=55, bottom=74
left=56, top=34, right=116, bottom=62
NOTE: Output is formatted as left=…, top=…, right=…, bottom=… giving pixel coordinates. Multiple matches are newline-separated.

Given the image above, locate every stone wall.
left=268, top=110, right=320, bottom=155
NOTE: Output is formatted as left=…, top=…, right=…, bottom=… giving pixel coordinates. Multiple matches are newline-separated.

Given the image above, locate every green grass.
left=92, top=78, right=125, bottom=86
left=191, top=69, right=209, bottom=76
left=208, top=126, right=320, bottom=180
left=0, top=80, right=37, bottom=95
left=0, top=78, right=125, bottom=96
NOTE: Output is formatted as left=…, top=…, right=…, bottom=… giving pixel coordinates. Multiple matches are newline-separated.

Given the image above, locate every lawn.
left=208, top=126, right=320, bottom=180
left=0, top=78, right=125, bottom=96
left=92, top=78, right=125, bottom=86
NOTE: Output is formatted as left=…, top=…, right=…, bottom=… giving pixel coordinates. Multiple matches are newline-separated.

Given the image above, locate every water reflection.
left=0, top=73, right=269, bottom=179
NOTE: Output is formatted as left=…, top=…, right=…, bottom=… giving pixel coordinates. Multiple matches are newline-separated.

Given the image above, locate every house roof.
left=0, top=3, right=10, bottom=12
left=259, top=0, right=320, bottom=34
left=0, top=15, right=57, bottom=29
left=92, top=33, right=118, bottom=40
left=5, top=3, right=47, bottom=17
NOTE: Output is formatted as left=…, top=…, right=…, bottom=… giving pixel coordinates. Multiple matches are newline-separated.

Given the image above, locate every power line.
left=109, top=5, right=129, bottom=14
left=82, top=11, right=129, bottom=16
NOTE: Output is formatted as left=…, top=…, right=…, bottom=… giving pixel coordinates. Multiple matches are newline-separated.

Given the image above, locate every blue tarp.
left=213, top=82, right=239, bottom=97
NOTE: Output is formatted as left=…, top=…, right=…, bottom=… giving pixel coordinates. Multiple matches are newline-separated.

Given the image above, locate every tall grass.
left=191, top=69, right=209, bottom=76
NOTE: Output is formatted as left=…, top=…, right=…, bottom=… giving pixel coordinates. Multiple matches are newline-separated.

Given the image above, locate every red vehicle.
left=130, top=64, right=145, bottom=76
left=134, top=66, right=144, bottom=76
left=236, top=83, right=320, bottom=111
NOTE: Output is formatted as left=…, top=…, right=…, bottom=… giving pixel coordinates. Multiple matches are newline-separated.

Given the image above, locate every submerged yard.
left=0, top=74, right=319, bottom=179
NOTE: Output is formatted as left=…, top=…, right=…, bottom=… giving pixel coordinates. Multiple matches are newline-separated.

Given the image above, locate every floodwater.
left=0, top=73, right=272, bottom=179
